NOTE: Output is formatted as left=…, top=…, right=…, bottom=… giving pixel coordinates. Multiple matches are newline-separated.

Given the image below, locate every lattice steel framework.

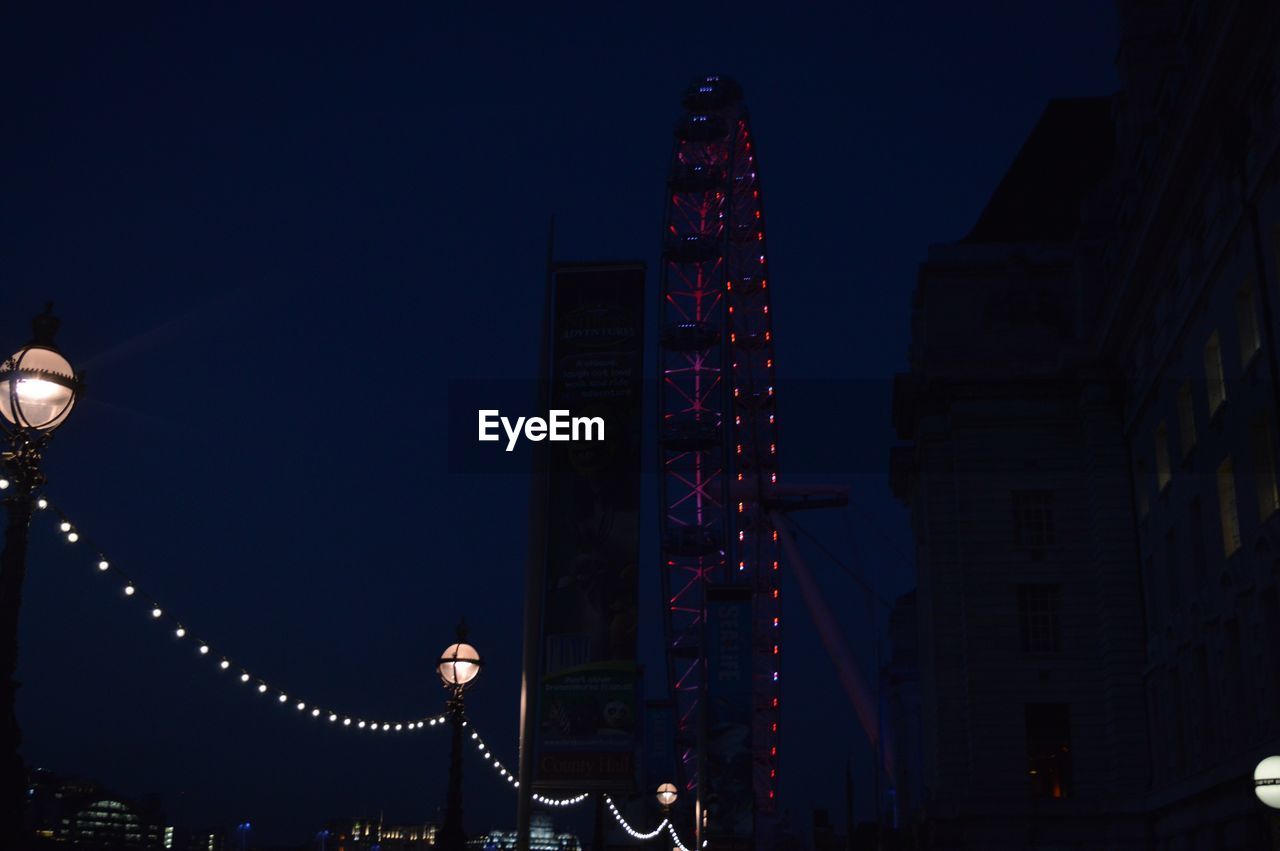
left=658, top=75, right=781, bottom=838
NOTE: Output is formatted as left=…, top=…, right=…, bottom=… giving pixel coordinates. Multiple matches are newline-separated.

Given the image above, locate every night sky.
left=2, top=3, right=1117, bottom=846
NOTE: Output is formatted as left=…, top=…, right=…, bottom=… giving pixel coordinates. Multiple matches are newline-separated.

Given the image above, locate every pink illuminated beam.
left=768, top=510, right=896, bottom=781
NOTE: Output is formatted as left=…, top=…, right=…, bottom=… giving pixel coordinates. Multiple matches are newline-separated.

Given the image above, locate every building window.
left=1012, top=490, right=1054, bottom=547
left=1250, top=416, right=1280, bottom=520
left=1264, top=589, right=1280, bottom=713
left=1135, top=460, right=1150, bottom=520
left=1169, top=667, right=1185, bottom=768
left=1189, top=496, right=1207, bottom=587
left=1146, top=679, right=1162, bottom=773
left=1237, top=284, right=1262, bottom=365
left=1225, top=618, right=1250, bottom=739
left=1218, top=456, right=1241, bottom=556
left=1018, top=585, right=1061, bottom=652
left=1177, top=382, right=1197, bottom=456
left=1192, top=645, right=1212, bottom=759
left=1156, top=422, right=1172, bottom=491
left=1025, top=703, right=1073, bottom=798
left=1143, top=555, right=1159, bottom=627
left=1204, top=331, right=1227, bottom=414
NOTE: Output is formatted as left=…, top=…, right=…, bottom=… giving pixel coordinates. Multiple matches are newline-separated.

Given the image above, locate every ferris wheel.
left=657, top=74, right=783, bottom=841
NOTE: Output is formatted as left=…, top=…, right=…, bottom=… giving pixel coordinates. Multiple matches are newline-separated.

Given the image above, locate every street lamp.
left=436, top=620, right=481, bottom=851
left=1255, top=756, right=1280, bottom=809
left=0, top=304, right=81, bottom=850
left=656, top=783, right=678, bottom=814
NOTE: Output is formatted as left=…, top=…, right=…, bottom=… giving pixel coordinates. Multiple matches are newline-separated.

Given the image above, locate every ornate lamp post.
left=1256, top=756, right=1280, bottom=809
left=656, top=783, right=678, bottom=815
left=436, top=621, right=481, bottom=851
left=0, top=305, right=81, bottom=850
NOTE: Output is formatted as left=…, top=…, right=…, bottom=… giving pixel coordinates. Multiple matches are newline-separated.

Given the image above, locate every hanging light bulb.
left=199, top=645, right=210, bottom=655
left=66, top=532, right=78, bottom=543
left=150, top=607, right=162, bottom=619
left=240, top=673, right=250, bottom=683
left=58, top=521, right=70, bottom=532
left=35, top=497, right=47, bottom=509
left=258, top=683, right=268, bottom=694
left=124, top=584, right=136, bottom=596
left=219, top=660, right=230, bottom=670
left=97, top=560, right=109, bottom=571
left=174, top=626, right=186, bottom=638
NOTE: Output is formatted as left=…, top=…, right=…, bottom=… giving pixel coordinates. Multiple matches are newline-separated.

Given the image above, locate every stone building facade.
left=892, top=1, right=1280, bottom=847
left=891, top=97, right=1148, bottom=849
left=1098, top=1, right=1280, bottom=847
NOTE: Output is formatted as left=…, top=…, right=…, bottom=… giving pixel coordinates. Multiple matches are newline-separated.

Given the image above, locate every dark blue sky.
left=2, top=2, right=1117, bottom=845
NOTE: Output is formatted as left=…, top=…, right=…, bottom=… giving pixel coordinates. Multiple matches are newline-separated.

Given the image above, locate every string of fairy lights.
left=37, top=494, right=444, bottom=733
left=31, top=492, right=695, bottom=849
left=603, top=795, right=696, bottom=851
left=603, top=796, right=669, bottom=840
left=465, top=724, right=693, bottom=850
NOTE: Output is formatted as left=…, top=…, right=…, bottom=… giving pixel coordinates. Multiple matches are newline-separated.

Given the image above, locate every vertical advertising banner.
left=705, top=588, right=754, bottom=848
left=536, top=263, right=645, bottom=788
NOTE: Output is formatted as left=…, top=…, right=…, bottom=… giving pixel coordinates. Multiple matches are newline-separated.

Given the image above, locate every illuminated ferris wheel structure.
left=657, top=75, right=784, bottom=839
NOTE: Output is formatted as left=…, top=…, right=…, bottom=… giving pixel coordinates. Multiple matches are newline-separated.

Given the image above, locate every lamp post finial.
left=30, top=303, right=60, bottom=347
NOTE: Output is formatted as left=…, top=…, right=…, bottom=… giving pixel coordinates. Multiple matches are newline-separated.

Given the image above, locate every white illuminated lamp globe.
left=1255, top=755, right=1280, bottom=809
left=0, top=308, right=80, bottom=432
left=656, top=782, right=678, bottom=808
left=438, top=642, right=481, bottom=687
